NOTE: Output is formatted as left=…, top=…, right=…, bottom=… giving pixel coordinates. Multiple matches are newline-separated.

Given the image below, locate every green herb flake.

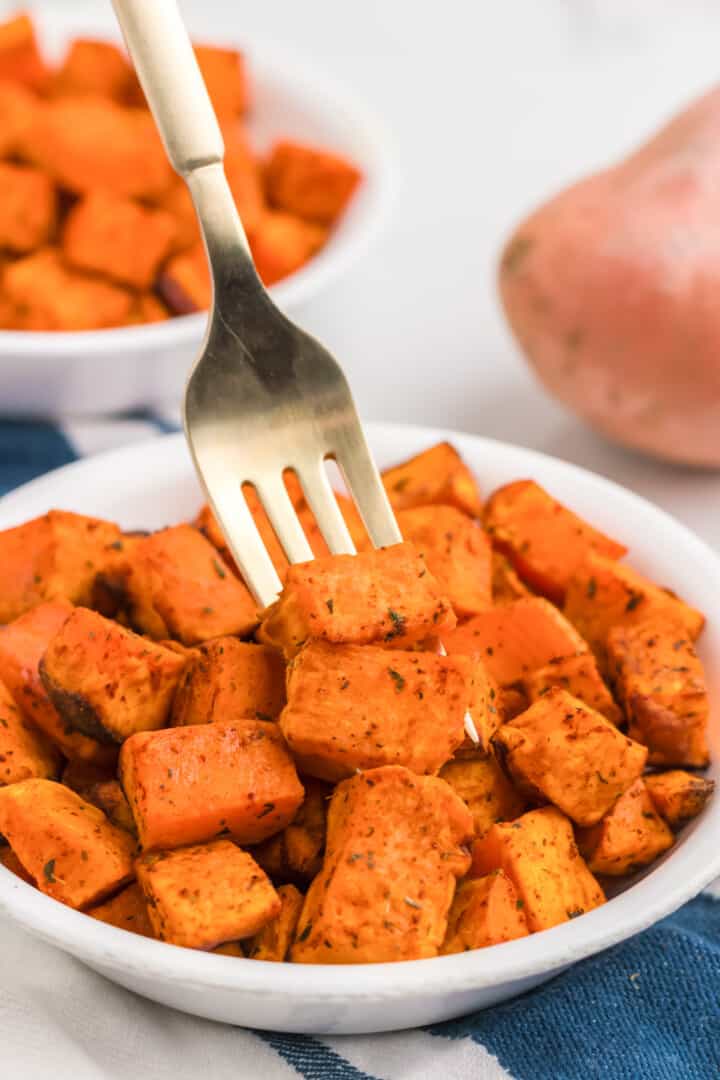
left=0, top=717, right=7, bottom=728
left=388, top=668, right=406, bottom=693
left=325, top=598, right=334, bottom=614
left=596, top=771, right=608, bottom=784
left=202, top=606, right=214, bottom=615
left=516, top=899, right=525, bottom=910
left=80, top=850, right=89, bottom=862
left=109, top=540, right=124, bottom=552
left=297, top=922, right=312, bottom=942
left=43, top=859, right=56, bottom=883
left=384, top=608, right=407, bottom=642
left=212, top=558, right=226, bottom=580
left=586, top=577, right=597, bottom=600
left=625, top=592, right=643, bottom=613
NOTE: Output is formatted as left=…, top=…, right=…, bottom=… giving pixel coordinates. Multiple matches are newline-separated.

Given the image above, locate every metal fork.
left=113, top=0, right=478, bottom=742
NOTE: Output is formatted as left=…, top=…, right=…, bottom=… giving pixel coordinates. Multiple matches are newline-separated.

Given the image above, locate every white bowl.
left=0, top=5, right=395, bottom=416
left=0, top=421, right=718, bottom=1034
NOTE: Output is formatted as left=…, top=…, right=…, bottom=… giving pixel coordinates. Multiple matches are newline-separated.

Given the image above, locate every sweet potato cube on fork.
left=0, top=162, right=56, bottom=253
left=246, top=883, right=303, bottom=961
left=40, top=607, right=188, bottom=744
left=265, top=140, right=361, bottom=226
left=0, top=675, right=60, bottom=785
left=492, top=688, right=647, bottom=826
left=0, top=13, right=48, bottom=91
left=120, top=718, right=304, bottom=850
left=441, top=871, right=529, bottom=954
left=171, top=637, right=286, bottom=726
left=607, top=618, right=710, bottom=767
left=645, top=770, right=715, bottom=830
left=522, top=651, right=622, bottom=725
left=471, top=806, right=605, bottom=932
left=439, top=754, right=526, bottom=838
left=136, top=840, right=280, bottom=949
left=382, top=442, right=482, bottom=518
left=87, top=881, right=154, bottom=938
left=122, top=525, right=258, bottom=645
left=279, top=641, right=469, bottom=781
left=259, top=542, right=455, bottom=658
left=576, top=778, right=674, bottom=876
left=0, top=779, right=135, bottom=909
left=291, top=766, right=473, bottom=964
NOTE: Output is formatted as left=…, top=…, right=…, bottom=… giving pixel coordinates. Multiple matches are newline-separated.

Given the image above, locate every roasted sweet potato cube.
left=0, top=161, right=56, bottom=252
left=483, top=480, right=627, bottom=604
left=382, top=442, right=482, bottom=518
left=225, top=133, right=266, bottom=236
left=127, top=292, right=170, bottom=326
left=0, top=779, right=135, bottom=909
left=0, top=676, right=60, bottom=785
left=52, top=38, right=134, bottom=101
left=0, top=509, right=121, bottom=623
left=62, top=190, right=177, bottom=289
left=251, top=777, right=329, bottom=883
left=280, top=642, right=469, bottom=781
left=565, top=553, right=705, bottom=671
left=123, top=525, right=258, bottom=645
left=265, top=140, right=361, bottom=226
left=491, top=552, right=533, bottom=604
left=136, top=840, right=280, bottom=949
left=471, top=806, right=605, bottom=931
left=171, top=637, right=285, bottom=727
left=250, top=210, right=327, bottom=286
left=522, top=652, right=622, bottom=725
left=194, top=44, right=249, bottom=117
left=26, top=97, right=172, bottom=199
left=259, top=543, right=455, bottom=658
left=157, top=243, right=210, bottom=314
left=120, top=718, right=304, bottom=850
left=492, top=688, right=647, bottom=826
left=246, top=884, right=303, bottom=961
left=155, top=177, right=200, bottom=253
left=439, top=754, right=526, bottom=837
left=85, top=780, right=137, bottom=836
left=4, top=248, right=133, bottom=330
left=0, top=844, right=34, bottom=883
left=292, top=766, right=472, bottom=964
left=500, top=685, right=529, bottom=721
left=607, top=618, right=710, bottom=767
left=0, top=80, right=38, bottom=158
left=213, top=941, right=245, bottom=957
left=87, top=881, right=154, bottom=938
left=577, top=778, right=674, bottom=876
left=441, top=871, right=529, bottom=954
left=645, top=770, right=715, bottom=829
left=0, top=601, right=115, bottom=765
left=443, top=597, right=586, bottom=686
left=0, top=13, right=47, bottom=91
left=40, top=607, right=188, bottom=744
left=393, top=506, right=492, bottom=618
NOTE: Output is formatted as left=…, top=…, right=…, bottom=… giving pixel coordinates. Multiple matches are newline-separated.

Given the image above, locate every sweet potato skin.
left=471, top=806, right=605, bottom=932
left=522, top=651, right=622, bottom=725
left=136, top=840, right=280, bottom=949
left=279, top=641, right=468, bottom=781
left=0, top=778, right=135, bottom=909
left=171, top=637, right=285, bottom=726
left=492, top=688, right=647, bottom=826
left=246, top=884, right=303, bottom=961
left=576, top=778, right=674, bottom=876
left=441, top=871, right=529, bottom=954
left=382, top=442, right=482, bottom=518
left=291, top=766, right=473, bottom=964
left=645, top=770, right=715, bottom=829
left=87, top=881, right=154, bottom=938
left=607, top=618, right=710, bottom=767
left=0, top=676, right=60, bottom=785
left=439, top=754, right=526, bottom=838
left=120, top=718, right=304, bottom=850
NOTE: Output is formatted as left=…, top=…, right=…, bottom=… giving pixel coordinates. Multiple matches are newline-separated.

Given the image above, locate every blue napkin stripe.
left=258, top=1033, right=379, bottom=1079
left=0, top=418, right=77, bottom=496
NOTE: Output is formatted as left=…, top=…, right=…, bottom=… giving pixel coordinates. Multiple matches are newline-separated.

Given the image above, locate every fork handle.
left=112, top=0, right=224, bottom=175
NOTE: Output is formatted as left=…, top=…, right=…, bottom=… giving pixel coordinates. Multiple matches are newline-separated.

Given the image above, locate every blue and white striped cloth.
left=1, top=413, right=719, bottom=1080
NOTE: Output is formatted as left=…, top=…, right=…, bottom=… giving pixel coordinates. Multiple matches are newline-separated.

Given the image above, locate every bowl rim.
left=0, top=14, right=398, bottom=356
left=0, top=420, right=719, bottom=1001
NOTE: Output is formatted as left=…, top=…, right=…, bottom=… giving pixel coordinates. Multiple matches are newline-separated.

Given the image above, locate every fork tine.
left=201, top=481, right=282, bottom=608
left=332, top=436, right=402, bottom=550
left=254, top=477, right=315, bottom=566
left=297, top=462, right=357, bottom=556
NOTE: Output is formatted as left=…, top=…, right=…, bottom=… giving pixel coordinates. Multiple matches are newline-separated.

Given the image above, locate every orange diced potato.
left=441, top=871, right=529, bottom=954
left=279, top=641, right=469, bottom=781
left=87, top=881, right=154, bottom=937
left=645, top=770, right=715, bottom=830
left=491, top=551, right=533, bottom=604
left=252, top=777, right=329, bottom=883
left=492, top=688, right=647, bottom=826
left=471, top=806, right=605, bottom=931
left=157, top=243, right=210, bottom=314
left=40, top=607, right=188, bottom=743
left=52, top=38, right=134, bottom=101
left=128, top=292, right=170, bottom=325
left=0, top=161, right=55, bottom=252
left=259, top=543, right=456, bottom=659
left=0, top=509, right=121, bottom=623
left=120, top=718, right=304, bottom=850
left=394, top=505, right=492, bottom=618
left=484, top=480, right=627, bottom=604
left=0, top=80, right=38, bottom=158
left=564, top=552, right=705, bottom=671
left=522, top=651, right=622, bottom=725
left=155, top=177, right=200, bottom=253
left=382, top=442, right=482, bottom=518
left=0, top=675, right=60, bottom=785
left=246, top=883, right=303, bottom=961
left=577, top=778, right=674, bottom=876
left=194, top=45, right=249, bottom=117
left=439, top=754, right=526, bottom=838
left=136, top=840, right=279, bottom=949
left=292, top=766, right=472, bottom=964
left=500, top=685, right=529, bottom=721
left=443, top=597, right=586, bottom=686
left=0, top=844, right=34, bottom=883
left=85, top=779, right=137, bottom=836
left=250, top=210, right=327, bottom=286
left=0, top=13, right=47, bottom=91
left=607, top=618, right=710, bottom=767
left=224, top=126, right=266, bottom=235
left=0, top=778, right=135, bottom=909
left=265, top=140, right=361, bottom=225
left=4, top=248, right=133, bottom=330
left=213, top=941, right=245, bottom=957
left=171, top=637, right=285, bottom=726
left=122, top=525, right=258, bottom=645
left=62, top=190, right=177, bottom=289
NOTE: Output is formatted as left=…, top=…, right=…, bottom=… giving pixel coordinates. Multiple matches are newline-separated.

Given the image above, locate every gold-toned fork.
left=113, top=0, right=478, bottom=743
